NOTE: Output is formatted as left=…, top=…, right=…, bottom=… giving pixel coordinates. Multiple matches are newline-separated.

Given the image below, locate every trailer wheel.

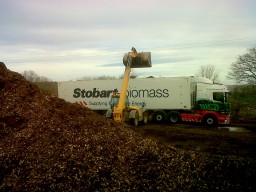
left=152, top=111, right=166, bottom=123
left=203, top=115, right=217, bottom=126
left=167, top=111, right=181, bottom=124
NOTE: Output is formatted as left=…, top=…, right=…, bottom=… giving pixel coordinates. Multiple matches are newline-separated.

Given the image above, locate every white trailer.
left=58, top=76, right=196, bottom=109
left=58, top=76, right=230, bottom=125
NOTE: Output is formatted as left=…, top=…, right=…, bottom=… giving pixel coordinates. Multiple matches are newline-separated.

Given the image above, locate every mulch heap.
left=0, top=62, right=256, bottom=192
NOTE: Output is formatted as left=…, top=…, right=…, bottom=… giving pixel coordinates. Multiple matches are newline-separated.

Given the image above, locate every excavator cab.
left=109, top=89, right=129, bottom=109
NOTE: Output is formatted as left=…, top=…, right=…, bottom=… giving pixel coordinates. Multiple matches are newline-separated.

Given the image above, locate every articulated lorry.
left=58, top=76, right=231, bottom=126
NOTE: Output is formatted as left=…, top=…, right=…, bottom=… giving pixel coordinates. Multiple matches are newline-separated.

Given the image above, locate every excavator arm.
left=112, top=66, right=131, bottom=123
left=112, top=47, right=151, bottom=124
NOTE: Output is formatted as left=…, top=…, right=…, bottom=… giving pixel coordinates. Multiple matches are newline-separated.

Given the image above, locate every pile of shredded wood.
left=0, top=62, right=256, bottom=191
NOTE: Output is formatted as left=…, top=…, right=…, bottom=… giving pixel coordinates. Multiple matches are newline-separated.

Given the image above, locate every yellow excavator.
left=106, top=47, right=152, bottom=126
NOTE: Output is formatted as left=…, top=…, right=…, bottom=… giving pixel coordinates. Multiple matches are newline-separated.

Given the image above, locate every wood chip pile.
left=0, top=62, right=256, bottom=191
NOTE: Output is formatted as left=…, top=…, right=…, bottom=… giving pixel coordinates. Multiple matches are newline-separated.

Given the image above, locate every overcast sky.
left=1, top=0, right=256, bottom=84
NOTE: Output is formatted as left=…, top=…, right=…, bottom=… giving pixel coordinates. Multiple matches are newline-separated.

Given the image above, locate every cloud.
left=0, top=0, right=256, bottom=85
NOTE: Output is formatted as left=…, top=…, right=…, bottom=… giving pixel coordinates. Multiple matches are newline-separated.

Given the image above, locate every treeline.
left=231, top=85, right=256, bottom=104
left=229, top=85, right=256, bottom=120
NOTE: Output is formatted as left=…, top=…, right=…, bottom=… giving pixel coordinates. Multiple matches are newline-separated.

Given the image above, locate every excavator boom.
left=112, top=48, right=151, bottom=124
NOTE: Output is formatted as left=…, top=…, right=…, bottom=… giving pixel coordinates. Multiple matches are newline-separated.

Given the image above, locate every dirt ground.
left=1, top=62, right=256, bottom=191
left=137, top=121, right=256, bottom=158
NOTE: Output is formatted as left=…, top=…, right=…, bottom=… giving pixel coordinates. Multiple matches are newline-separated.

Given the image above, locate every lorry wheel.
left=167, top=111, right=181, bottom=123
left=153, top=111, right=166, bottom=123
left=203, top=115, right=217, bottom=126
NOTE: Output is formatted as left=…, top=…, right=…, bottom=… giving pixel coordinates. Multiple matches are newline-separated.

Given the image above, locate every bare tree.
left=227, top=47, right=256, bottom=85
left=196, top=65, right=220, bottom=83
left=21, top=70, right=50, bottom=82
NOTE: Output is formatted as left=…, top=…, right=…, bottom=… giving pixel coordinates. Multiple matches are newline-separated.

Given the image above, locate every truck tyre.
left=203, top=115, right=217, bottom=126
left=152, top=111, right=166, bottom=123
left=167, top=111, right=181, bottom=123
